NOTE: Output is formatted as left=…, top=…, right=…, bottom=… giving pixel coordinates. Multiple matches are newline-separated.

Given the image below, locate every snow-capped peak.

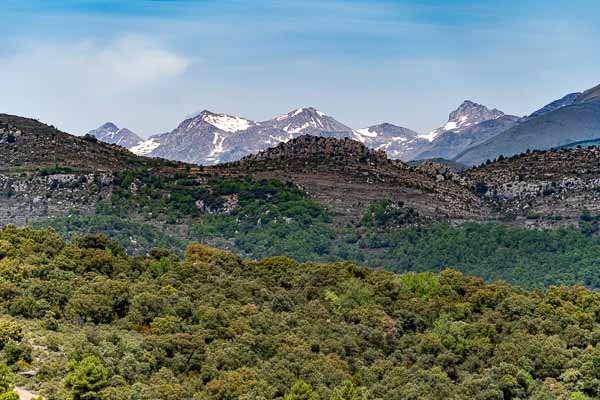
left=196, top=110, right=254, bottom=133
left=419, top=100, right=505, bottom=142
left=268, top=107, right=351, bottom=135
left=275, top=107, right=327, bottom=121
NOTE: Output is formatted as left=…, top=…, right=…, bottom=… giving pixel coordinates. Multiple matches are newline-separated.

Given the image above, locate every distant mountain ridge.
left=456, top=86, right=600, bottom=165
left=92, top=102, right=516, bottom=165
left=88, top=82, right=600, bottom=166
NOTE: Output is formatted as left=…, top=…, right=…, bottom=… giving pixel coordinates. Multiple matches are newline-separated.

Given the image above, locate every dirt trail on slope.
left=15, top=387, right=42, bottom=400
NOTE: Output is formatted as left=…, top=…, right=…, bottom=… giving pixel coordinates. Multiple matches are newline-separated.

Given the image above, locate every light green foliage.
left=65, top=356, right=109, bottom=399
left=0, top=320, right=22, bottom=350
left=0, top=364, right=12, bottom=394
left=330, top=381, right=371, bottom=400
left=0, top=363, right=16, bottom=400
left=284, top=380, right=317, bottom=400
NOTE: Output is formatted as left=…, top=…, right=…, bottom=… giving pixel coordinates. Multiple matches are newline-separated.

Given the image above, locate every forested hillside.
left=34, top=172, right=600, bottom=290
left=2, top=226, right=600, bottom=399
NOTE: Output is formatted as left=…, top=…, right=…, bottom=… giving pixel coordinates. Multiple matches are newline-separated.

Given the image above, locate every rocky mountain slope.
left=219, top=135, right=490, bottom=221
left=465, top=146, right=600, bottom=222
left=8, top=111, right=600, bottom=271
left=0, top=114, right=181, bottom=225
left=353, top=123, right=429, bottom=160
left=0, top=113, right=491, bottom=227
left=86, top=122, right=143, bottom=148
left=456, top=85, right=600, bottom=165
left=0, top=114, right=175, bottom=174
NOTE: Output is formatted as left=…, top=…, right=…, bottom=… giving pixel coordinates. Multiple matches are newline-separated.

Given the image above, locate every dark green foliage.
left=38, top=167, right=600, bottom=289
left=361, top=200, right=419, bottom=227
left=37, top=165, right=74, bottom=176
left=34, top=215, right=186, bottom=256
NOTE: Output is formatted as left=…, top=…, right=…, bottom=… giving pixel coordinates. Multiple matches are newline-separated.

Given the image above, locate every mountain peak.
left=269, top=107, right=351, bottom=134
left=185, top=110, right=255, bottom=133
left=274, top=107, right=327, bottom=121
left=420, top=101, right=505, bottom=142
left=449, top=100, right=504, bottom=122
left=87, top=122, right=143, bottom=149
left=99, top=122, right=119, bottom=132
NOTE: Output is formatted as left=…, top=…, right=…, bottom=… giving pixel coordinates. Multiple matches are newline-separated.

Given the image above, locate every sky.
left=1, top=0, right=600, bottom=137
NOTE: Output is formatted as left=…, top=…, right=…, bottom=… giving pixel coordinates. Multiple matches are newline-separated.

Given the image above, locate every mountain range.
left=87, top=83, right=600, bottom=166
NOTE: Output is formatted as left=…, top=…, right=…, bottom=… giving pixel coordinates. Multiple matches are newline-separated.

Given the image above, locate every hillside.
left=220, top=135, right=489, bottom=221
left=0, top=114, right=179, bottom=174
left=465, top=146, right=600, bottom=222
left=2, top=226, right=600, bottom=399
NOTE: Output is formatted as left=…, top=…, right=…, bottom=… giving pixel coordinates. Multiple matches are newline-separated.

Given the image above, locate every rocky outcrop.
left=0, top=173, right=112, bottom=225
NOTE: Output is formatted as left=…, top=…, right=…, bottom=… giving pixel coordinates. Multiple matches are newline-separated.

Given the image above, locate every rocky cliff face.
left=0, top=173, right=112, bottom=225
left=465, top=147, right=600, bottom=220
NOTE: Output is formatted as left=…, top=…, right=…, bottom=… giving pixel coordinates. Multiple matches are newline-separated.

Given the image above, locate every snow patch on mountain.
left=131, top=138, right=161, bottom=155
left=355, top=128, right=378, bottom=138
left=203, top=113, right=253, bottom=133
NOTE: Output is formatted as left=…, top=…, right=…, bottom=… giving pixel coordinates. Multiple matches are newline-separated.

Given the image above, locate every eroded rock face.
left=0, top=173, right=112, bottom=225
left=464, top=147, right=600, bottom=218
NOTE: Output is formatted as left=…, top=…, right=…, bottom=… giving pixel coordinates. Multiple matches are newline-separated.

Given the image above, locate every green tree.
left=0, top=363, right=17, bottom=400
left=330, top=381, right=370, bottom=400
left=65, top=356, right=109, bottom=400
left=284, top=380, right=317, bottom=400
left=0, top=320, right=22, bottom=350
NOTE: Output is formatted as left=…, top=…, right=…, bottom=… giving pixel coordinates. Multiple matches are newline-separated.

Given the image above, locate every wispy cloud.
left=0, top=35, right=190, bottom=133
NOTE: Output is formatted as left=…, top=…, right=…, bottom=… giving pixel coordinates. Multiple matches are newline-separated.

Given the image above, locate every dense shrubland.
left=1, top=226, right=600, bottom=399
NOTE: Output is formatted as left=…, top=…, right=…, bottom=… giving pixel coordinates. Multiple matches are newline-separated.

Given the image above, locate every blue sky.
left=1, top=0, right=599, bottom=136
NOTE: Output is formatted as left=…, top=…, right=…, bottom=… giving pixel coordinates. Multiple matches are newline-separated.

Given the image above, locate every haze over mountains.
left=88, top=83, right=600, bottom=166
